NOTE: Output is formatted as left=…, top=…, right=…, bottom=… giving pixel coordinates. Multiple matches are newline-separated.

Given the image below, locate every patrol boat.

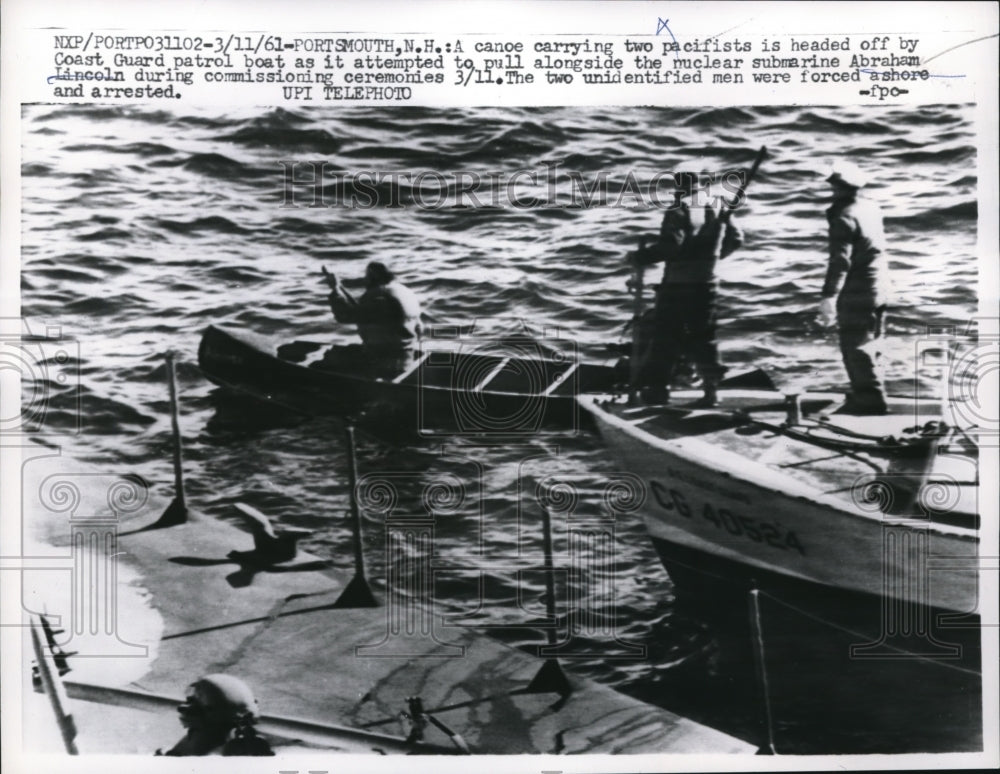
left=578, top=387, right=980, bottom=617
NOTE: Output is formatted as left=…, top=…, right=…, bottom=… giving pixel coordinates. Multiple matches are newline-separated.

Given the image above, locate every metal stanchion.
left=519, top=503, right=572, bottom=698
left=333, top=424, right=378, bottom=608
left=155, top=352, right=188, bottom=527
left=748, top=589, right=778, bottom=755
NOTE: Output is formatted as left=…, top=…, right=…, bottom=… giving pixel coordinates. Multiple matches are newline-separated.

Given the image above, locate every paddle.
left=320, top=264, right=338, bottom=290
left=720, top=145, right=767, bottom=221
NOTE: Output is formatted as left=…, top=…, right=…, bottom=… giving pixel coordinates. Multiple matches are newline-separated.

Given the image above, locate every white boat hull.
left=581, top=393, right=980, bottom=616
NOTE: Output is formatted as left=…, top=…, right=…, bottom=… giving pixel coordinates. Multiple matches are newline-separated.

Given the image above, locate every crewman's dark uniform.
left=636, top=197, right=742, bottom=401
left=823, top=192, right=891, bottom=413
left=329, top=280, right=422, bottom=378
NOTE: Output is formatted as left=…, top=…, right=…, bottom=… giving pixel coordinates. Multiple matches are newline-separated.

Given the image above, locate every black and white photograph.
left=2, top=2, right=998, bottom=770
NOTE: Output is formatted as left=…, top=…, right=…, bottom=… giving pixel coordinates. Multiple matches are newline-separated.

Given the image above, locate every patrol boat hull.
left=579, top=391, right=980, bottom=616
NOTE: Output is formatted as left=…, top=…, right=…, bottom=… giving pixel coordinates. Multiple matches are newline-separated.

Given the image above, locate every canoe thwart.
left=392, top=351, right=433, bottom=384
left=541, top=362, right=579, bottom=397
left=473, top=357, right=511, bottom=392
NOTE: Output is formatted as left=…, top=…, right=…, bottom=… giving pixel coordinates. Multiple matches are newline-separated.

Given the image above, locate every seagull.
left=229, top=502, right=314, bottom=565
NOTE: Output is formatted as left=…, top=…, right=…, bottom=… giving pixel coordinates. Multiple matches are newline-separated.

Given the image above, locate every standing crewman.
left=323, top=261, right=423, bottom=379
left=819, top=162, right=891, bottom=415
left=631, top=169, right=743, bottom=406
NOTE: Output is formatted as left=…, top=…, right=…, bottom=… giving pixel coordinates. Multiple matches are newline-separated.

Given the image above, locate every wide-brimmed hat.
left=824, top=161, right=868, bottom=189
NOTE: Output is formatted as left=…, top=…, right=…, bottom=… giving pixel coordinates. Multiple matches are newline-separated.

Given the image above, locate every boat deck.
left=19, top=445, right=755, bottom=755
left=600, top=389, right=978, bottom=525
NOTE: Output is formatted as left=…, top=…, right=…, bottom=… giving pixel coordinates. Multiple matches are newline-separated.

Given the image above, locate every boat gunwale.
left=201, top=324, right=611, bottom=402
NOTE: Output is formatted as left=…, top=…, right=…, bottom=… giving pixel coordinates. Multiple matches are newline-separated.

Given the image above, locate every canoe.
left=579, top=388, right=981, bottom=618
left=198, top=324, right=624, bottom=433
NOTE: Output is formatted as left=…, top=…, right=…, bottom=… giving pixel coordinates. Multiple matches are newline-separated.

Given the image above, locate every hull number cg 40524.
left=649, top=480, right=805, bottom=555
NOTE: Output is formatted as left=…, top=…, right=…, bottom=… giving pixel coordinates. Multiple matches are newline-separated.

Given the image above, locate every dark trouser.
left=313, top=344, right=415, bottom=379
left=642, top=282, right=725, bottom=390
left=838, top=303, right=886, bottom=408
left=369, top=348, right=416, bottom=380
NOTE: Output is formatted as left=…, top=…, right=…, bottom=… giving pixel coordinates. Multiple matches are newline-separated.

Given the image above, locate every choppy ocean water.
left=19, top=104, right=979, bottom=752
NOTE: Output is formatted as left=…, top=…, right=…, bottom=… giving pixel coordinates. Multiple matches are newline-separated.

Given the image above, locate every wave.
left=338, top=143, right=461, bottom=166
left=22, top=162, right=53, bottom=177
left=774, top=110, right=897, bottom=134
left=76, top=227, right=134, bottom=242
left=68, top=168, right=124, bottom=186
left=154, top=215, right=251, bottom=235
left=453, top=124, right=563, bottom=163
left=680, top=106, right=759, bottom=127
left=73, top=390, right=159, bottom=432
left=890, top=146, right=975, bottom=164
left=62, top=141, right=176, bottom=157
left=221, top=126, right=344, bottom=153
left=65, top=293, right=148, bottom=315
left=202, top=265, right=270, bottom=284
left=885, top=200, right=977, bottom=229
left=172, top=152, right=272, bottom=181
left=30, top=267, right=105, bottom=284
left=270, top=216, right=335, bottom=236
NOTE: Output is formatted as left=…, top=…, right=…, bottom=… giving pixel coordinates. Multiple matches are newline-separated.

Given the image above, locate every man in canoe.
left=630, top=169, right=743, bottom=406
left=818, top=161, right=891, bottom=415
left=322, top=260, right=423, bottom=378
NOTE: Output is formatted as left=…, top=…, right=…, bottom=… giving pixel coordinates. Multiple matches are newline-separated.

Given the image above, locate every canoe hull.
left=198, top=325, right=622, bottom=434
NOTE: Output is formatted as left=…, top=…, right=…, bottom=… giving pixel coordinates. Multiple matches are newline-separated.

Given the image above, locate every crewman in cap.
left=819, top=161, right=892, bottom=414
left=630, top=168, right=743, bottom=406
left=158, top=673, right=274, bottom=756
